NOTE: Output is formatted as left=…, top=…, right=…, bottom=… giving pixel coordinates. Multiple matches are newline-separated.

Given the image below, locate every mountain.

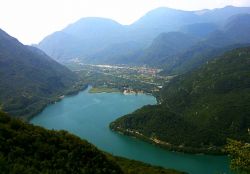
left=38, top=17, right=125, bottom=62
left=37, top=6, right=250, bottom=64
left=136, top=32, right=199, bottom=66
left=110, top=47, right=250, bottom=153
left=126, top=5, right=250, bottom=45
left=36, top=31, right=84, bottom=62
left=0, top=111, right=184, bottom=174
left=203, top=14, right=250, bottom=47
left=162, top=43, right=250, bottom=75
left=127, top=7, right=201, bottom=44
left=132, top=8, right=250, bottom=69
left=223, top=13, right=250, bottom=43
left=88, top=32, right=199, bottom=66
left=159, top=13, right=250, bottom=75
left=197, top=5, right=250, bottom=23
left=85, top=41, right=143, bottom=64
left=179, top=23, right=218, bottom=38
left=0, top=29, right=80, bottom=118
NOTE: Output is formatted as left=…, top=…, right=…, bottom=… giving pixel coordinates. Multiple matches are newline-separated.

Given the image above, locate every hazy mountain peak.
left=144, top=7, right=186, bottom=14
left=66, top=17, right=122, bottom=28
left=63, top=17, right=123, bottom=34
left=76, top=17, right=122, bottom=23
left=224, top=5, right=236, bottom=8
left=133, top=7, right=196, bottom=24
left=194, top=9, right=210, bottom=15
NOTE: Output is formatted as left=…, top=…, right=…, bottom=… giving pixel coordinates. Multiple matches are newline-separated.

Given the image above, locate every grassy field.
left=89, top=87, right=121, bottom=93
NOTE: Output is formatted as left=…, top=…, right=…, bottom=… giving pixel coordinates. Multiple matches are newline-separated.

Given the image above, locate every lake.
left=30, top=87, right=232, bottom=174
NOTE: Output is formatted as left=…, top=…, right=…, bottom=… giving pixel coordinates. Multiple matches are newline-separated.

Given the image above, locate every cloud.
left=231, top=0, right=250, bottom=6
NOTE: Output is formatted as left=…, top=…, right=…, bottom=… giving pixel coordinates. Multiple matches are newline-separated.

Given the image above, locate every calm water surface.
left=30, top=87, right=232, bottom=174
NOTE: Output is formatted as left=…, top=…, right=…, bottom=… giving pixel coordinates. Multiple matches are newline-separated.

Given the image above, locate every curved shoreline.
left=110, top=126, right=225, bottom=155
left=30, top=87, right=231, bottom=174
left=25, top=83, right=88, bottom=121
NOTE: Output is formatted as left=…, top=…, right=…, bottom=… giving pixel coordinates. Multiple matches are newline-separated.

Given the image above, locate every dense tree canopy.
left=0, top=111, right=184, bottom=174
left=225, top=139, right=250, bottom=174
left=0, top=29, right=85, bottom=119
left=0, top=111, right=122, bottom=174
left=111, top=47, right=250, bottom=154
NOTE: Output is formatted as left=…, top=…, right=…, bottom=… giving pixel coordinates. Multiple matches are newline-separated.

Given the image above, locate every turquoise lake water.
left=30, top=87, right=232, bottom=174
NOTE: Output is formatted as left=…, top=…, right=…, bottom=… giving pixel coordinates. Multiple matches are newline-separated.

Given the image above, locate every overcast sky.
left=0, top=0, right=250, bottom=44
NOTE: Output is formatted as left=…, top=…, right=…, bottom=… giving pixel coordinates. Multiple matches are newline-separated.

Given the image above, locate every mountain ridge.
left=37, top=6, right=250, bottom=64
left=110, top=47, right=250, bottom=153
left=0, top=29, right=81, bottom=118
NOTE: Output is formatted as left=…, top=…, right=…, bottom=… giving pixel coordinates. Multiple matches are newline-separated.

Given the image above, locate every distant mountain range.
left=135, top=32, right=199, bottom=66
left=110, top=47, right=250, bottom=153
left=150, top=13, right=250, bottom=74
left=38, top=18, right=125, bottom=61
left=37, top=6, right=250, bottom=70
left=0, top=29, right=81, bottom=118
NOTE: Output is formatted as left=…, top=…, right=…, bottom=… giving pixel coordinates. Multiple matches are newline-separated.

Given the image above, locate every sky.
left=0, top=0, right=250, bottom=44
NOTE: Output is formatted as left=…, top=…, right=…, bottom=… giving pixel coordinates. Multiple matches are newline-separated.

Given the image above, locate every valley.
left=0, top=3, right=249, bottom=174
left=30, top=87, right=231, bottom=174
left=68, top=63, right=171, bottom=95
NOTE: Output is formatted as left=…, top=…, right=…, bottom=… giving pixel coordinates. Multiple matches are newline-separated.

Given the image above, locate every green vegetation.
left=89, top=87, right=120, bottom=93
left=225, top=139, right=250, bottom=174
left=0, top=29, right=86, bottom=119
left=110, top=47, right=250, bottom=154
left=108, top=156, right=186, bottom=174
left=0, top=111, right=122, bottom=174
left=75, top=68, right=162, bottom=95
left=0, top=111, right=184, bottom=174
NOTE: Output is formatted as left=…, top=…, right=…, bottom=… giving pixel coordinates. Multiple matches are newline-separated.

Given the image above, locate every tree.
left=225, top=139, right=250, bottom=174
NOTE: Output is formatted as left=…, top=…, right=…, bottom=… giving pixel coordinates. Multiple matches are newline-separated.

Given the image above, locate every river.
left=30, top=87, right=232, bottom=174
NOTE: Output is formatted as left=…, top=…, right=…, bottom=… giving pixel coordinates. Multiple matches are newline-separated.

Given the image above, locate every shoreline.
left=88, top=87, right=121, bottom=93
left=27, top=84, right=157, bottom=122
left=110, top=126, right=225, bottom=155
left=87, top=86, right=156, bottom=97
left=25, top=83, right=88, bottom=122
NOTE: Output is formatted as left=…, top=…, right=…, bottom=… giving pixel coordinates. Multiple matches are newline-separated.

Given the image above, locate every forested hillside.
left=0, top=29, right=82, bottom=118
left=0, top=111, right=184, bottom=174
left=110, top=47, right=250, bottom=153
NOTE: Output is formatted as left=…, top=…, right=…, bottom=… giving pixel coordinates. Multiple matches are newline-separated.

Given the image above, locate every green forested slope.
left=0, top=111, right=122, bottom=174
left=225, top=139, right=250, bottom=173
left=0, top=29, right=82, bottom=118
left=109, top=156, right=186, bottom=174
left=110, top=47, right=250, bottom=153
left=0, top=112, right=184, bottom=174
